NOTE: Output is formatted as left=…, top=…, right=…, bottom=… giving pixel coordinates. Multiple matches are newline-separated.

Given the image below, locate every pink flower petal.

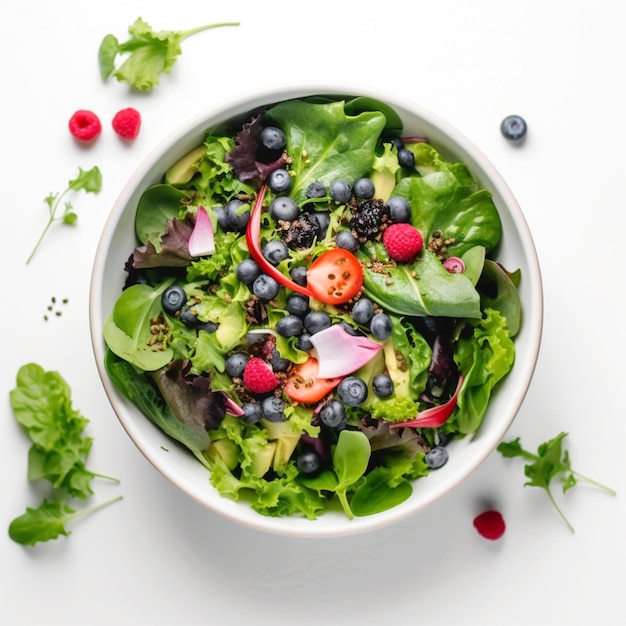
left=311, top=324, right=382, bottom=378
left=188, top=206, right=215, bottom=257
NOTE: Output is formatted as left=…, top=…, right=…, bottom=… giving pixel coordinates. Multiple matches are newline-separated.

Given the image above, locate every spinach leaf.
left=478, top=260, right=523, bottom=337
left=333, top=430, right=371, bottom=520
left=103, top=280, right=175, bottom=371
left=360, top=242, right=482, bottom=318
left=350, top=467, right=413, bottom=516
left=395, top=142, right=503, bottom=256
left=135, top=184, right=190, bottom=245
left=263, top=99, right=386, bottom=203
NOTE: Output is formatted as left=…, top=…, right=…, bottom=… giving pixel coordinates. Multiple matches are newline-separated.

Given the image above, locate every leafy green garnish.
left=497, top=432, right=616, bottom=532
left=26, top=166, right=102, bottom=264
left=8, top=497, right=123, bottom=546
left=8, top=364, right=121, bottom=545
left=98, top=18, right=240, bottom=91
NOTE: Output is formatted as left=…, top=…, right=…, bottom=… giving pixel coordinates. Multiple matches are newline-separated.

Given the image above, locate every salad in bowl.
left=90, top=85, right=542, bottom=537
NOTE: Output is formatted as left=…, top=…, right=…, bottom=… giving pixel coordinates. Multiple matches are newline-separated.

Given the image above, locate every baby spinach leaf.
left=103, top=280, right=175, bottom=371
left=395, top=142, right=502, bottom=256
left=332, top=430, right=371, bottom=520
left=478, top=260, right=523, bottom=337
left=135, top=184, right=190, bottom=245
left=350, top=467, right=413, bottom=516
left=263, top=99, right=386, bottom=203
left=360, top=242, right=482, bottom=318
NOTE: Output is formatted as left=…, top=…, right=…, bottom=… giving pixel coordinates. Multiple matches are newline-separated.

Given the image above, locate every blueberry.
left=161, top=285, right=187, bottom=315
left=290, top=265, right=308, bottom=287
left=311, top=211, right=330, bottom=238
left=269, top=196, right=299, bottom=222
left=197, top=321, right=218, bottom=334
left=372, top=373, right=394, bottom=398
left=370, top=312, right=392, bottom=340
left=268, top=348, right=290, bottom=372
left=337, top=376, right=368, bottom=407
left=335, top=230, right=360, bottom=252
left=387, top=195, right=412, bottom=224
left=236, top=258, right=261, bottom=286
left=267, top=168, right=292, bottom=194
left=353, top=177, right=375, bottom=199
left=296, top=449, right=322, bottom=475
left=261, top=396, right=286, bottom=422
left=339, top=320, right=361, bottom=336
left=213, top=205, right=229, bottom=232
left=275, top=314, right=304, bottom=338
left=225, top=353, right=247, bottom=377
left=424, top=446, right=449, bottom=469
left=319, top=400, right=347, bottom=429
left=242, top=402, right=262, bottom=424
left=500, top=114, right=527, bottom=141
left=397, top=148, right=416, bottom=169
left=305, top=181, right=326, bottom=199
left=304, top=310, right=332, bottom=334
left=286, top=293, right=310, bottom=318
left=263, top=239, right=289, bottom=266
left=252, top=274, right=280, bottom=300
left=329, top=179, right=352, bottom=203
left=296, top=332, right=313, bottom=351
left=259, top=126, right=286, bottom=159
left=225, top=199, right=250, bottom=231
left=178, top=307, right=199, bottom=327
left=388, top=136, right=404, bottom=151
left=351, top=297, right=374, bottom=325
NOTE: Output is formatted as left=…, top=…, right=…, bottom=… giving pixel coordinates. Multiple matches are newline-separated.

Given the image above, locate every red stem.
left=390, top=375, right=464, bottom=429
left=245, top=185, right=314, bottom=298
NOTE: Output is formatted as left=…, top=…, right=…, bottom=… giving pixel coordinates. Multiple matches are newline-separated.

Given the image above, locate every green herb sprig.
left=497, top=432, right=616, bottom=532
left=26, top=166, right=102, bottom=265
left=8, top=363, right=121, bottom=545
left=98, top=18, right=240, bottom=91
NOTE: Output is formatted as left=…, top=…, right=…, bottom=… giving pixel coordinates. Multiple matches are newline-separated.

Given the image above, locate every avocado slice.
left=208, top=438, right=239, bottom=470
left=165, top=145, right=206, bottom=186
left=250, top=442, right=276, bottom=478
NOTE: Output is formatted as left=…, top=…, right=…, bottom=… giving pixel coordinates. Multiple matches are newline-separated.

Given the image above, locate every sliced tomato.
left=283, top=356, right=342, bottom=404
left=306, top=248, right=363, bottom=305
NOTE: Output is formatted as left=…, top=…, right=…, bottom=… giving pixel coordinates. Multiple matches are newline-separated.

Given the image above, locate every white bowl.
left=89, top=83, right=543, bottom=538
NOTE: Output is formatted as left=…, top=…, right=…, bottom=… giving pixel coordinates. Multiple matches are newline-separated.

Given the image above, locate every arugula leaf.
left=497, top=432, right=616, bottom=532
left=99, top=18, right=240, bottom=91
left=9, top=364, right=118, bottom=499
left=9, top=497, right=122, bottom=546
left=26, top=166, right=102, bottom=264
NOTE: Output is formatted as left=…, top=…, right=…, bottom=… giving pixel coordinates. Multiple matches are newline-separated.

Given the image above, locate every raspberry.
left=112, top=107, right=142, bottom=140
left=242, top=357, right=279, bottom=394
left=68, top=110, right=102, bottom=142
left=473, top=509, right=506, bottom=540
left=382, top=223, right=423, bottom=262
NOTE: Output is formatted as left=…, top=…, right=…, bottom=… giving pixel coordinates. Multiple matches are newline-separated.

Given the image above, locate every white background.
left=1, top=1, right=624, bottom=624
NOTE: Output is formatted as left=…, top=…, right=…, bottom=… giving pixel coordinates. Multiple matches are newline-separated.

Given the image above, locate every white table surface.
left=2, top=1, right=624, bottom=624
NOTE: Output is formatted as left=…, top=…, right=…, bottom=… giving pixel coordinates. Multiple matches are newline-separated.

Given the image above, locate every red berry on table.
left=112, top=107, right=142, bottom=140
left=68, top=109, right=102, bottom=142
left=473, top=509, right=506, bottom=540
left=382, top=223, right=423, bottom=262
left=242, top=357, right=279, bottom=394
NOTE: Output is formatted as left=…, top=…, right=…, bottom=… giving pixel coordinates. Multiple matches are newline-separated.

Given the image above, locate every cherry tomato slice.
left=284, top=357, right=342, bottom=404
left=306, top=249, right=363, bottom=305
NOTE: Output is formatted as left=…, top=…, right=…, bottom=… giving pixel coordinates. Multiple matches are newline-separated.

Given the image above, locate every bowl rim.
left=89, top=81, right=543, bottom=538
